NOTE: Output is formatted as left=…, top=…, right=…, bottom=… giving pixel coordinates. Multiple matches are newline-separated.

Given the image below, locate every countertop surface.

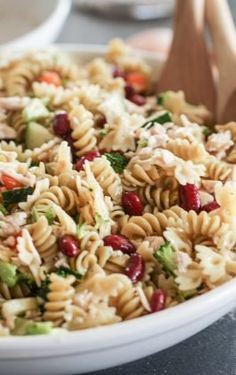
left=57, top=2, right=236, bottom=374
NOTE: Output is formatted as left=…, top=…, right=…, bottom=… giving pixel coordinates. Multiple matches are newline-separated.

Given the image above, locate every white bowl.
left=1, top=44, right=236, bottom=375
left=0, top=0, right=71, bottom=49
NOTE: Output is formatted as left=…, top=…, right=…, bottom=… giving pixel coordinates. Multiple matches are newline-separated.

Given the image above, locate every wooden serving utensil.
left=158, top=0, right=216, bottom=116
left=206, top=0, right=236, bottom=123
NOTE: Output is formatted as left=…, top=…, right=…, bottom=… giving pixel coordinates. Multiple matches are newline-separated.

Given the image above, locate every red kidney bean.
left=150, top=289, right=166, bottom=313
left=58, top=234, right=80, bottom=257
left=125, top=253, right=145, bottom=283
left=103, top=234, right=136, bottom=255
left=201, top=200, right=220, bottom=213
left=179, top=184, right=201, bottom=212
left=122, top=192, right=143, bottom=216
left=75, top=151, right=100, bottom=172
left=53, top=112, right=70, bottom=136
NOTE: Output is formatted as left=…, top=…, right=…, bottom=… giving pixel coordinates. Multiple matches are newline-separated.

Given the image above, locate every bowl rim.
left=1, top=277, right=236, bottom=356
left=0, top=0, right=72, bottom=49
left=0, top=43, right=235, bottom=356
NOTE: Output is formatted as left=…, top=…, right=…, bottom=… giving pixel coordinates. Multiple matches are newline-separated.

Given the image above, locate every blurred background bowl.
left=0, top=0, right=71, bottom=49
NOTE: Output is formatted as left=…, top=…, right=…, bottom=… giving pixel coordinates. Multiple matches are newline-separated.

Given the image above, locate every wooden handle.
left=206, top=0, right=236, bottom=61
left=174, top=0, right=205, bottom=35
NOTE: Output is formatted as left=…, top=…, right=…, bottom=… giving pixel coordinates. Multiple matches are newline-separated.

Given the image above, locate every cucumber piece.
left=3, top=187, right=33, bottom=206
left=23, top=99, right=49, bottom=122
left=12, top=318, right=53, bottom=336
left=25, top=122, right=53, bottom=149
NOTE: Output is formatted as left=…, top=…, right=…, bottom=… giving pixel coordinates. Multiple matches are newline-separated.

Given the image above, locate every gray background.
left=57, top=2, right=236, bottom=374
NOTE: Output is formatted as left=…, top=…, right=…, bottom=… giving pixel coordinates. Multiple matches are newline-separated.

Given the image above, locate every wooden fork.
left=206, top=0, right=236, bottom=123
left=158, top=0, right=216, bottom=118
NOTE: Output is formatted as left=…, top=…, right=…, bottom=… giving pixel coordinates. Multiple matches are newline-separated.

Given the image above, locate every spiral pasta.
left=1, top=40, right=236, bottom=336
left=121, top=207, right=185, bottom=240
left=33, top=186, right=79, bottom=214
left=91, top=156, right=123, bottom=202
left=29, top=216, right=58, bottom=266
left=70, top=104, right=97, bottom=157
left=0, top=282, right=31, bottom=300
left=138, top=185, right=179, bottom=211
left=43, top=273, right=75, bottom=326
left=203, top=157, right=234, bottom=182
left=165, top=139, right=209, bottom=163
left=5, top=52, right=79, bottom=96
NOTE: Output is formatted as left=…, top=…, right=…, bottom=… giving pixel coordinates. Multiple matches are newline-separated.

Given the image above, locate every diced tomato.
left=37, top=71, right=61, bottom=87
left=2, top=175, right=23, bottom=190
left=125, top=72, right=147, bottom=93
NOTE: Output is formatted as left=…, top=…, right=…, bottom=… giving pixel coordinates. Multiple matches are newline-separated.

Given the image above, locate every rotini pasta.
left=0, top=40, right=236, bottom=336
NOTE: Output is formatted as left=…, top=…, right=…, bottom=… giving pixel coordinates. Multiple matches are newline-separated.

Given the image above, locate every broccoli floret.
left=0, top=261, right=18, bottom=287
left=105, top=152, right=128, bottom=174
left=154, top=242, right=177, bottom=276
left=32, top=205, right=56, bottom=225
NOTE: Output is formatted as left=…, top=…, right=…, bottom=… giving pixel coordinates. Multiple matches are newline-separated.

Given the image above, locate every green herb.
left=76, top=222, right=89, bottom=239
left=138, top=138, right=148, bottom=148
left=0, top=261, right=18, bottom=287
left=30, top=161, right=40, bottom=167
left=156, top=93, right=165, bottom=105
left=32, top=205, right=56, bottom=225
left=99, top=129, right=108, bottom=138
left=203, top=127, right=212, bottom=137
left=142, top=112, right=172, bottom=129
left=17, top=272, right=37, bottom=292
left=36, top=276, right=50, bottom=300
left=0, top=203, right=8, bottom=215
left=56, top=266, right=82, bottom=280
left=178, top=289, right=197, bottom=301
left=154, top=241, right=177, bottom=276
left=105, top=152, right=128, bottom=174
left=3, top=187, right=33, bottom=206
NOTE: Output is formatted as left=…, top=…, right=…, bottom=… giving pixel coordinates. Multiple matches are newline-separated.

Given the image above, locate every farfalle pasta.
left=0, top=40, right=236, bottom=336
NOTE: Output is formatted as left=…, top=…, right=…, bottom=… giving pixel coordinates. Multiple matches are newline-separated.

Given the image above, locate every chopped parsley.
left=3, top=187, right=33, bottom=206
left=36, top=276, right=50, bottom=300
left=203, top=127, right=212, bottom=137
left=142, top=112, right=172, bottom=129
left=156, top=93, right=165, bottom=105
left=55, top=266, right=82, bottom=280
left=105, top=152, right=128, bottom=174
left=30, top=160, right=40, bottom=167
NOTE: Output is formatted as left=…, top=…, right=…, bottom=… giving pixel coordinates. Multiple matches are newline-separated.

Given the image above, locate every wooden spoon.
left=158, top=0, right=216, bottom=117
left=206, top=0, right=236, bottom=123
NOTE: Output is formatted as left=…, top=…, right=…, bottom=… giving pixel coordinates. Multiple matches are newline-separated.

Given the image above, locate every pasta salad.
left=0, top=39, right=236, bottom=336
